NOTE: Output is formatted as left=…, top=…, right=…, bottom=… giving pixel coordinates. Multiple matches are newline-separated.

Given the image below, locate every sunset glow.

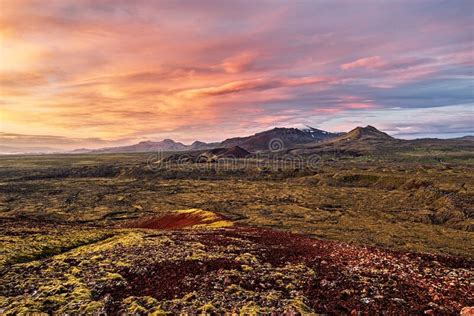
left=1, top=0, right=473, bottom=151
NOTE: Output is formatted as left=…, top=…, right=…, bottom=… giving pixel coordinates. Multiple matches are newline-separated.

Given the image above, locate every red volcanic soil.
left=215, top=228, right=472, bottom=313
left=123, top=209, right=231, bottom=229
left=105, top=223, right=474, bottom=314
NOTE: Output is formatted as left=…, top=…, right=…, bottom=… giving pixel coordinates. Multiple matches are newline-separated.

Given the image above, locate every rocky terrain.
left=0, top=210, right=473, bottom=314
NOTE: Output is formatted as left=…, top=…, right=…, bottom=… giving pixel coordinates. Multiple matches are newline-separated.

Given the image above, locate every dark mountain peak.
left=303, top=125, right=329, bottom=133
left=162, top=138, right=177, bottom=143
left=346, top=125, right=393, bottom=140
left=221, top=126, right=340, bottom=151
left=301, top=125, right=344, bottom=139
left=254, top=127, right=303, bottom=137
left=362, top=125, right=386, bottom=134
left=303, top=125, right=328, bottom=133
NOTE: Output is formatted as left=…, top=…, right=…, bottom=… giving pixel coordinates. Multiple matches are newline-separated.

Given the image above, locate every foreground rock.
left=0, top=215, right=472, bottom=314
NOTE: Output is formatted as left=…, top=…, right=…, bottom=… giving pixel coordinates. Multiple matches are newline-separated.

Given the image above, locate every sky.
left=0, top=0, right=473, bottom=152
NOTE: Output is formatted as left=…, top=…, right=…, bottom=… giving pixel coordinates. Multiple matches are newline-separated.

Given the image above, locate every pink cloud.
left=221, top=51, right=259, bottom=74
left=344, top=103, right=375, bottom=109
left=176, top=78, right=273, bottom=99
left=177, top=76, right=332, bottom=99
left=341, top=56, right=385, bottom=70
left=312, top=108, right=342, bottom=114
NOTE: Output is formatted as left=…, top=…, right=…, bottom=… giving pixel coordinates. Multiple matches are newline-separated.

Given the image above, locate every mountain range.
left=77, top=126, right=343, bottom=154
left=5, top=125, right=471, bottom=155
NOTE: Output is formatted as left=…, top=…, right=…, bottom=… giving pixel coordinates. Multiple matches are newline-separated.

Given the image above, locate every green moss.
left=0, top=229, right=114, bottom=269
left=69, top=266, right=81, bottom=276
left=181, top=292, right=197, bottom=302
left=126, top=301, right=148, bottom=314
left=289, top=298, right=315, bottom=314
left=241, top=264, right=253, bottom=272
left=79, top=301, right=104, bottom=313
left=199, top=302, right=216, bottom=313
left=149, top=308, right=167, bottom=316
left=239, top=302, right=263, bottom=315
left=121, top=296, right=163, bottom=315
left=101, top=272, right=124, bottom=281
left=235, top=253, right=259, bottom=265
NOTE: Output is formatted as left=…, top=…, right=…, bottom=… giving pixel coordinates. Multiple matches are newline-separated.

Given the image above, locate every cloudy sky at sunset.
left=1, top=0, right=473, bottom=152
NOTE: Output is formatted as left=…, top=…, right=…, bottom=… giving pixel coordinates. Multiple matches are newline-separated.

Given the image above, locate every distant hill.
left=189, top=141, right=221, bottom=150
left=329, top=125, right=393, bottom=142
left=0, top=145, right=58, bottom=155
left=455, top=135, right=474, bottom=141
left=289, top=126, right=474, bottom=155
left=89, top=139, right=187, bottom=153
left=159, top=146, right=251, bottom=164
left=203, top=146, right=251, bottom=159
left=288, top=125, right=399, bottom=155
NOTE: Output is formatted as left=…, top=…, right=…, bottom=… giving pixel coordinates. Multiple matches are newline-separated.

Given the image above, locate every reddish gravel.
left=123, top=211, right=229, bottom=229
left=239, top=227, right=474, bottom=313
left=102, top=225, right=474, bottom=314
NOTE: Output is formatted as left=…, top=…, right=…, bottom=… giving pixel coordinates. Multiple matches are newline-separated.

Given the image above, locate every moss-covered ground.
left=1, top=220, right=472, bottom=314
